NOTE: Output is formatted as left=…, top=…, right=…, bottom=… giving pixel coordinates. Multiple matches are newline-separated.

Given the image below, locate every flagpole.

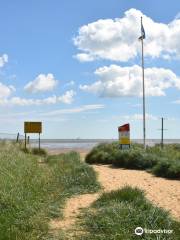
left=140, top=16, right=146, bottom=149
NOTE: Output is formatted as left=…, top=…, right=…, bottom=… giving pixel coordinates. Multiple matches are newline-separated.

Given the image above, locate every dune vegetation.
left=0, top=141, right=180, bottom=240
left=0, top=141, right=100, bottom=240
left=85, top=142, right=180, bottom=179
left=76, top=186, right=180, bottom=240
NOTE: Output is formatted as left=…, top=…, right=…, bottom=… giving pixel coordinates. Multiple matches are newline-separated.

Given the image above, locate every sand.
left=45, top=148, right=89, bottom=159
left=94, top=165, right=180, bottom=220
left=50, top=160, right=180, bottom=233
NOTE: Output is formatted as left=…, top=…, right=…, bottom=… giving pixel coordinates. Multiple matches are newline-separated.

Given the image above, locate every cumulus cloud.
left=0, top=90, right=76, bottom=106
left=74, top=8, right=180, bottom=62
left=24, top=73, right=58, bottom=93
left=0, top=54, right=8, bottom=67
left=80, top=64, right=180, bottom=97
left=74, top=53, right=95, bottom=62
left=58, top=90, right=76, bottom=104
left=0, top=82, right=15, bottom=99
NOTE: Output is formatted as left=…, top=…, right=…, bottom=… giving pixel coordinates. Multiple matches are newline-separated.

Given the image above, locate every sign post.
left=24, top=122, right=42, bottom=150
left=118, top=124, right=130, bottom=149
left=25, top=133, right=27, bottom=149
left=39, top=133, right=40, bottom=151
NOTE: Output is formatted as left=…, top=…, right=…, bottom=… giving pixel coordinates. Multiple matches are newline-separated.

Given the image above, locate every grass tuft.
left=77, top=186, right=180, bottom=240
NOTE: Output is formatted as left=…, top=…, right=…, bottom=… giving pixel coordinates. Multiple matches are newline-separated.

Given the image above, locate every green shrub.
left=86, top=142, right=180, bottom=180
left=86, top=142, right=119, bottom=164
left=77, top=187, right=180, bottom=240
left=86, top=150, right=113, bottom=164
left=131, top=142, right=144, bottom=150
left=112, top=150, right=158, bottom=170
left=152, top=158, right=180, bottom=179
left=155, top=143, right=180, bottom=152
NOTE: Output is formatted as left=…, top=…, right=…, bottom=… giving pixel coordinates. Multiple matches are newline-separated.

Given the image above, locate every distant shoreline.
left=0, top=139, right=179, bottom=152
left=28, top=139, right=180, bottom=150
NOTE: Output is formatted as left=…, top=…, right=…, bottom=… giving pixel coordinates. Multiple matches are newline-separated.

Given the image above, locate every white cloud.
left=57, top=90, right=76, bottom=104
left=175, top=12, right=180, bottom=20
left=74, top=8, right=180, bottom=62
left=0, top=54, right=8, bottom=67
left=0, top=82, right=15, bottom=99
left=122, top=113, right=158, bottom=121
left=121, top=114, right=177, bottom=121
left=24, top=73, right=58, bottom=93
left=80, top=64, right=180, bottom=97
left=0, top=90, right=76, bottom=106
left=40, top=104, right=105, bottom=116
left=74, top=53, right=95, bottom=62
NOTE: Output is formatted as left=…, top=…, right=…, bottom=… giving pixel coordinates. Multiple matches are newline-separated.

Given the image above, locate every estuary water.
left=30, top=139, right=180, bottom=150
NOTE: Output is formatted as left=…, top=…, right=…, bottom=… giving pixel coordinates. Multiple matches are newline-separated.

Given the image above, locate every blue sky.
left=0, top=0, right=180, bottom=139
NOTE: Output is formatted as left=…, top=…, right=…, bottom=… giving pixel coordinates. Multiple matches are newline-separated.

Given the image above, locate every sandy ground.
left=50, top=193, right=99, bottom=231
left=50, top=160, right=180, bottom=233
left=94, top=165, right=180, bottom=220
left=46, top=148, right=89, bottom=159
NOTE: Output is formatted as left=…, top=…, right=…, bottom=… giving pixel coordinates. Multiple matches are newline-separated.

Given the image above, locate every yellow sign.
left=118, top=124, right=130, bottom=145
left=119, top=138, right=130, bottom=145
left=24, top=122, right=42, bottom=133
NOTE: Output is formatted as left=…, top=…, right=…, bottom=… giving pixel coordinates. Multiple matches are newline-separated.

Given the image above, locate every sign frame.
left=24, top=121, right=42, bottom=150
left=118, top=123, right=130, bottom=149
left=24, top=122, right=42, bottom=134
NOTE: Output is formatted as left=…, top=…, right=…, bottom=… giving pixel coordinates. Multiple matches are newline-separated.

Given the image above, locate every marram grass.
left=0, top=142, right=100, bottom=240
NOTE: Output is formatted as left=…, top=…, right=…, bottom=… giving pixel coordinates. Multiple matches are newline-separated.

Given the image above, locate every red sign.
left=118, top=124, right=130, bottom=132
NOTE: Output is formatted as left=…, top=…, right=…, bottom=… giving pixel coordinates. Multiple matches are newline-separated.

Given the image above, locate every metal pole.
left=141, top=17, right=146, bottom=150
left=161, top=117, right=164, bottom=149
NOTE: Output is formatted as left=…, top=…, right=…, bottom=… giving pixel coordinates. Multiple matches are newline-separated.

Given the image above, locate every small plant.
left=31, top=147, right=47, bottom=156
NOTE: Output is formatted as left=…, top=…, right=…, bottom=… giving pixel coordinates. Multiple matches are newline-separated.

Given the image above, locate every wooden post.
left=25, top=133, right=27, bottom=149
left=39, top=133, right=40, bottom=151
left=16, top=132, right=19, bottom=143
left=27, top=136, right=30, bottom=144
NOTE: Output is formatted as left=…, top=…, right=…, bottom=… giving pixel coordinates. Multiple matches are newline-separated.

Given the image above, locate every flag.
left=138, top=19, right=145, bottom=40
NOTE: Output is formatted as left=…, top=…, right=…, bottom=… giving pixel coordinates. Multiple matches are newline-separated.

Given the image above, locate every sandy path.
left=50, top=193, right=99, bottom=231
left=50, top=164, right=180, bottom=233
left=46, top=148, right=89, bottom=159
left=94, top=165, right=180, bottom=220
